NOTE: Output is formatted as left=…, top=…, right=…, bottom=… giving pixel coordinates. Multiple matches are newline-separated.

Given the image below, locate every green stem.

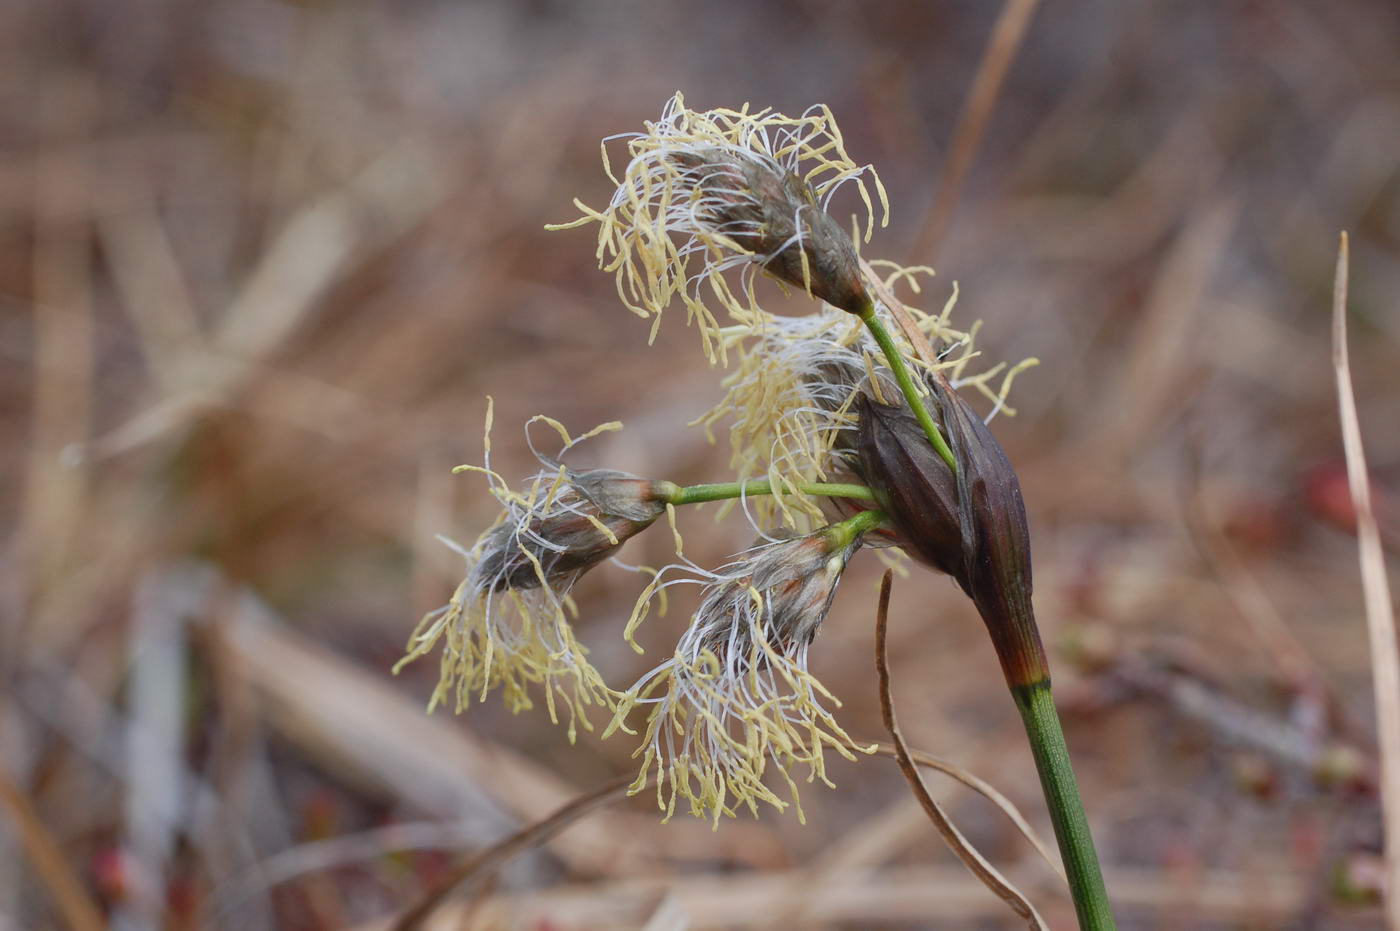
left=664, top=479, right=875, bottom=506
left=857, top=305, right=958, bottom=472
left=825, top=507, right=887, bottom=547
left=1013, top=681, right=1116, bottom=930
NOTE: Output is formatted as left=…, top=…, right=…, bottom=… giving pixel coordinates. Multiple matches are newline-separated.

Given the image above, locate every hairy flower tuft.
left=551, top=92, right=889, bottom=362
left=608, top=523, right=878, bottom=824
left=396, top=401, right=667, bottom=740
left=698, top=269, right=1037, bottom=531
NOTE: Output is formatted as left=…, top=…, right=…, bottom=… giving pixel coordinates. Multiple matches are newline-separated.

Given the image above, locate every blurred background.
left=3, top=0, right=1400, bottom=928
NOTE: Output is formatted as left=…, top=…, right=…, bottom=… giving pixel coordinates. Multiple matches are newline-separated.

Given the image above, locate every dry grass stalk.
left=120, top=572, right=197, bottom=927
left=1104, top=198, right=1236, bottom=459
left=909, top=0, right=1042, bottom=262
left=207, top=736, right=1062, bottom=928
left=0, top=769, right=106, bottom=931
left=874, top=571, right=1049, bottom=929
left=390, top=773, right=633, bottom=931
left=24, top=74, right=96, bottom=650
left=874, top=744, right=1066, bottom=881
left=762, top=741, right=1065, bottom=929
left=1331, top=230, right=1400, bottom=927
left=209, top=820, right=483, bottom=921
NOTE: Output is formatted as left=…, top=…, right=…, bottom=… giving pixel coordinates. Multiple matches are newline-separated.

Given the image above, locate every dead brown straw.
left=1331, top=230, right=1400, bottom=927
left=872, top=744, right=1066, bottom=882
left=908, top=0, right=1042, bottom=262
left=0, top=769, right=106, bottom=931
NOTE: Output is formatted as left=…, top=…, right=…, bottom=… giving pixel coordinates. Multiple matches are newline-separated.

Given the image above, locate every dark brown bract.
left=854, top=380, right=1048, bottom=687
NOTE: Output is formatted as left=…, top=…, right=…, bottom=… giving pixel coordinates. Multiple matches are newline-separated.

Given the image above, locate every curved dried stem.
left=391, top=773, right=633, bottom=931
left=0, top=770, right=106, bottom=931
left=1332, top=231, right=1400, bottom=926
left=874, top=571, right=1048, bottom=929
left=860, top=743, right=1066, bottom=882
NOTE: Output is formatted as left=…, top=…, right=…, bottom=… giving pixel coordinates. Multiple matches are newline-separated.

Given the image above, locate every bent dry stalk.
left=400, top=93, right=1114, bottom=928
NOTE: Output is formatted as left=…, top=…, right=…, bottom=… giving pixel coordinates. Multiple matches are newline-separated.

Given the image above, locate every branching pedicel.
left=399, top=90, right=1113, bottom=930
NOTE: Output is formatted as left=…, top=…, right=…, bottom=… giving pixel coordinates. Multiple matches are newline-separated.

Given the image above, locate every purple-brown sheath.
left=854, top=382, right=1050, bottom=690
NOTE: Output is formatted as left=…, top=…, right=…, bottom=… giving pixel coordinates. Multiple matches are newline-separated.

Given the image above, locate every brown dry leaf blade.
left=1331, top=230, right=1400, bottom=928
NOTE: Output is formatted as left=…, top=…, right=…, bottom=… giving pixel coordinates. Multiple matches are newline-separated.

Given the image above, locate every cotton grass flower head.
left=607, top=518, right=878, bottom=824
left=401, top=93, right=1054, bottom=832
left=697, top=265, right=1039, bottom=531
left=396, top=399, right=668, bottom=740
left=550, top=92, right=889, bottom=362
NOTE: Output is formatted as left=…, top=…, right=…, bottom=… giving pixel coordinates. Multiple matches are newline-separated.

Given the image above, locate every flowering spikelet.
left=698, top=267, right=1038, bottom=530
left=607, top=526, right=875, bottom=824
left=396, top=400, right=668, bottom=740
left=551, top=92, right=889, bottom=362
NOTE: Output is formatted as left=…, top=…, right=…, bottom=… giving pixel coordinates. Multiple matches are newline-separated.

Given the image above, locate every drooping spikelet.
left=551, top=92, right=889, bottom=362
left=396, top=400, right=668, bottom=740
left=607, top=525, right=877, bottom=824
